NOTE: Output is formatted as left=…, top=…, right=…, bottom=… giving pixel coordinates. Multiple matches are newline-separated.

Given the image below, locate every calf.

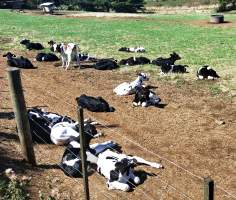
left=119, top=56, right=150, bottom=66
left=60, top=140, right=117, bottom=178
left=97, top=149, right=163, bottom=191
left=60, top=43, right=80, bottom=70
left=48, top=40, right=61, bottom=53
left=93, top=59, right=119, bottom=70
left=133, top=86, right=161, bottom=107
left=197, top=66, right=220, bottom=80
left=48, top=41, right=81, bottom=70
left=35, top=52, right=59, bottom=62
left=113, top=72, right=149, bottom=96
left=160, top=64, right=189, bottom=74
left=3, top=52, right=34, bottom=69
left=76, top=94, right=115, bottom=112
left=152, top=52, right=181, bottom=67
left=20, top=39, right=44, bottom=50
left=119, top=47, right=145, bottom=53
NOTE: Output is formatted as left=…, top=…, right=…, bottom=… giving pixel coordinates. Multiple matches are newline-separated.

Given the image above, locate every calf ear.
left=3, top=54, right=7, bottom=57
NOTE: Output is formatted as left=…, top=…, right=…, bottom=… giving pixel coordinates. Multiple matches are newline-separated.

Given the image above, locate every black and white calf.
left=28, top=107, right=101, bottom=145
left=60, top=43, right=80, bottom=70
left=197, top=66, right=220, bottom=80
left=3, top=52, right=34, bottom=69
left=119, top=47, right=145, bottom=53
left=76, top=94, right=115, bottom=112
left=97, top=149, right=163, bottom=191
left=35, top=52, right=60, bottom=62
left=160, top=64, right=189, bottom=74
left=119, top=56, right=150, bottom=66
left=48, top=40, right=80, bottom=70
left=48, top=40, right=61, bottom=53
left=133, top=86, right=161, bottom=107
left=152, top=52, right=181, bottom=67
left=60, top=140, right=117, bottom=178
left=113, top=72, right=149, bottom=96
left=20, top=39, right=44, bottom=50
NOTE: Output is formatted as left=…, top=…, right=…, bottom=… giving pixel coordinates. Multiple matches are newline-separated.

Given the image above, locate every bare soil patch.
left=0, top=50, right=235, bottom=199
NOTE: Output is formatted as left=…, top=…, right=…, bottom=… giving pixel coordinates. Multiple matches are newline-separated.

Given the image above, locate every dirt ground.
left=0, top=49, right=236, bottom=200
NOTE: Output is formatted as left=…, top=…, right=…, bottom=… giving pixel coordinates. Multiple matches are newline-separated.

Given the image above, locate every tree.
left=111, top=0, right=145, bottom=13
left=217, top=0, right=236, bottom=11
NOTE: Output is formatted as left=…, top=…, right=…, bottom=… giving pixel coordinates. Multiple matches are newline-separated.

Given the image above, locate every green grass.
left=0, top=10, right=235, bottom=95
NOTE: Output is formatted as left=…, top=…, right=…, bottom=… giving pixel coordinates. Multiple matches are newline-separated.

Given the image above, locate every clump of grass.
left=175, top=78, right=186, bottom=88
left=209, top=85, right=222, bottom=96
left=0, top=169, right=31, bottom=200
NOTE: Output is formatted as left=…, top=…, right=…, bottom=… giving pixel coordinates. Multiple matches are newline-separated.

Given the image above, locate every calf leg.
left=107, top=181, right=130, bottom=191
left=128, top=155, right=163, bottom=169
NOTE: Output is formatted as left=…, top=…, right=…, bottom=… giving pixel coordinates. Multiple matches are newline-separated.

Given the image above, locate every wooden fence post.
left=77, top=107, right=90, bottom=200
left=7, top=67, right=36, bottom=166
left=204, top=177, right=214, bottom=200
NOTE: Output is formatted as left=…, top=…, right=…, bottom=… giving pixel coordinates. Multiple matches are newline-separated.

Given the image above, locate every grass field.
left=0, top=10, right=236, bottom=96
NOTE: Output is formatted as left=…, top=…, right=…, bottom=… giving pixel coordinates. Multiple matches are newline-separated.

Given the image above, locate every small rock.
left=215, top=119, right=225, bottom=125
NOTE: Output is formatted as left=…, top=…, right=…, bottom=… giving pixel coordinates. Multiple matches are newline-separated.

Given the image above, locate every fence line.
left=22, top=88, right=159, bottom=200
left=21, top=72, right=236, bottom=200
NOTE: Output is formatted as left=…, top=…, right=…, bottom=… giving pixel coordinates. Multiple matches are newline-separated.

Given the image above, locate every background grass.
left=145, top=0, right=218, bottom=7
left=0, top=10, right=235, bottom=95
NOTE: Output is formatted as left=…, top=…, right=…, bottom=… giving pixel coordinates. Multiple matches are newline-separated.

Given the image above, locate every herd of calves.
left=3, top=39, right=221, bottom=108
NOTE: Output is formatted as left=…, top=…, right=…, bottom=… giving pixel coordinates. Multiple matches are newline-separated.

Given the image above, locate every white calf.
left=113, top=73, right=149, bottom=96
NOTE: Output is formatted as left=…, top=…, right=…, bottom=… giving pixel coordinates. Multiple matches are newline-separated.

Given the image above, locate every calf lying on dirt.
left=28, top=107, right=101, bottom=145
left=35, top=52, right=59, bottom=62
left=133, top=86, right=161, bottom=107
left=113, top=72, right=149, bottom=96
left=60, top=141, right=163, bottom=191
left=197, top=66, right=220, bottom=80
left=93, top=59, right=119, bottom=70
left=76, top=94, right=115, bottom=112
left=3, top=52, right=34, bottom=69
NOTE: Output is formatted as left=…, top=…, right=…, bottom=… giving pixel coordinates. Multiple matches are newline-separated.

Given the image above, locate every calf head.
left=138, top=72, right=149, bottom=81
left=20, top=39, right=30, bottom=45
left=170, top=52, right=181, bottom=62
left=3, top=52, right=16, bottom=58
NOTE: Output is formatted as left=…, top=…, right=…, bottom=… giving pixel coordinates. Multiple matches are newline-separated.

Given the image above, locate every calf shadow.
left=127, top=170, right=157, bottom=192
left=154, top=103, right=168, bottom=109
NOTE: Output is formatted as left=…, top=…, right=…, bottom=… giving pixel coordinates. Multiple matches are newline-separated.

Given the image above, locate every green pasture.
left=0, top=10, right=235, bottom=95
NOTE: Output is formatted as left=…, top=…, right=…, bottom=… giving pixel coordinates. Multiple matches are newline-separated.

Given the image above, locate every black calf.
left=93, top=59, right=119, bottom=70
left=3, top=52, right=34, bottom=69
left=152, top=52, right=181, bottom=66
left=20, top=39, right=44, bottom=50
left=76, top=94, right=115, bottom=112
left=35, top=53, right=59, bottom=62
left=119, top=57, right=150, bottom=66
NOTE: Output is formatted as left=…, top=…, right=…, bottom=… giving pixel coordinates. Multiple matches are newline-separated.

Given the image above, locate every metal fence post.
left=7, top=67, right=36, bottom=166
left=204, top=177, right=214, bottom=200
left=77, top=106, right=90, bottom=200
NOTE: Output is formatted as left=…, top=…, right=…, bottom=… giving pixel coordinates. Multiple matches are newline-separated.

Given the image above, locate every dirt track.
left=0, top=50, right=236, bottom=199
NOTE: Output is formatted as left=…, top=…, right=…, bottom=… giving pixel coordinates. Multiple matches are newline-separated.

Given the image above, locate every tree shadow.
left=0, top=131, right=18, bottom=141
